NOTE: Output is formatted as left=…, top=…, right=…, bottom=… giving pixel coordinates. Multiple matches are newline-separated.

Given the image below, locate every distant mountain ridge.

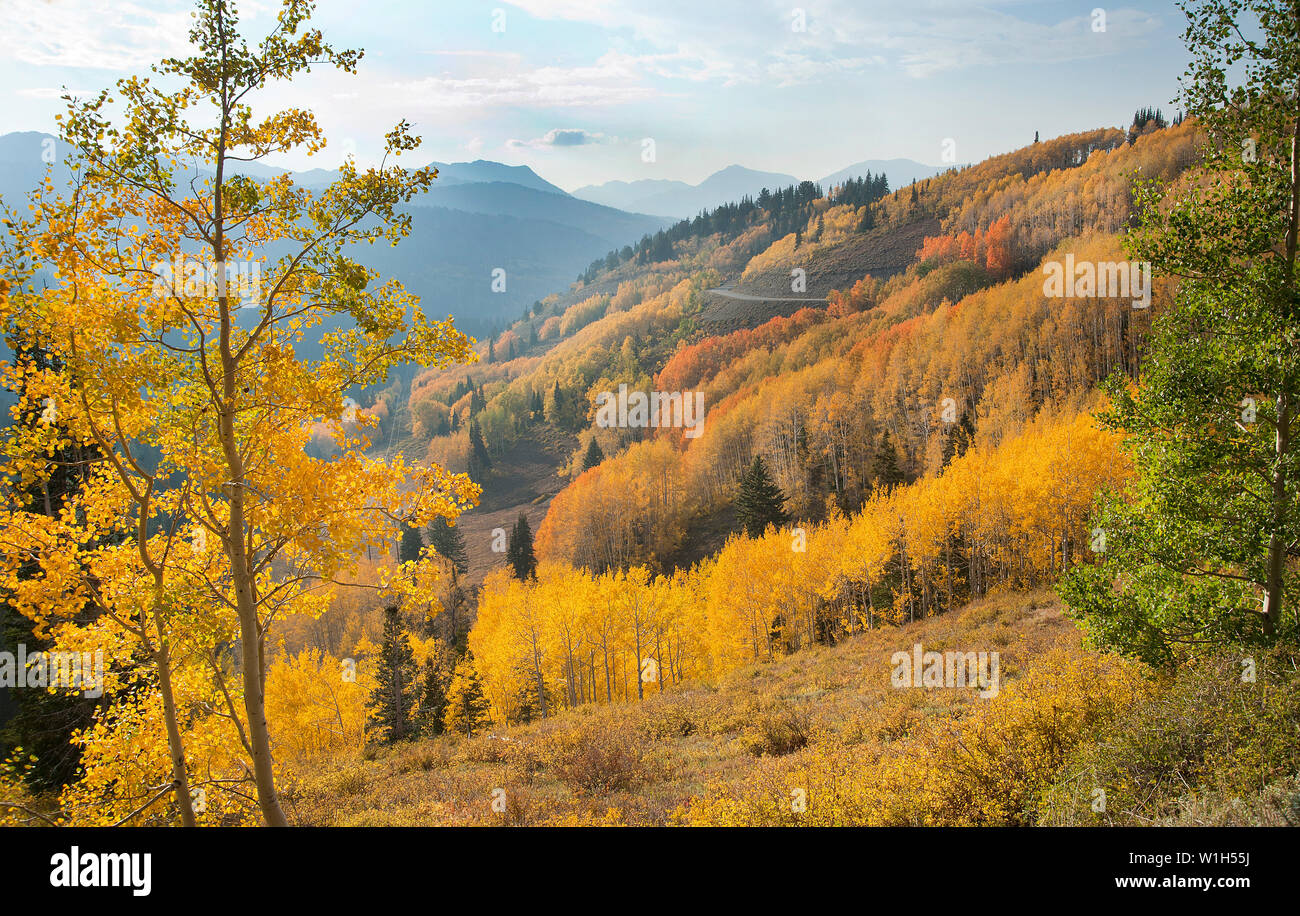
left=574, top=159, right=947, bottom=219
left=0, top=132, right=668, bottom=337
left=0, top=130, right=946, bottom=337
left=818, top=158, right=947, bottom=191
left=574, top=165, right=799, bottom=218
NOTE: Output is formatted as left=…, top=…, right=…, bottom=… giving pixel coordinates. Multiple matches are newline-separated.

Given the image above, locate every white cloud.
left=0, top=0, right=193, bottom=69
left=505, top=0, right=1163, bottom=83
left=889, top=8, right=1163, bottom=78
left=422, top=49, right=525, bottom=63
left=765, top=53, right=883, bottom=88
left=506, top=127, right=607, bottom=149
left=383, top=55, right=661, bottom=109
left=14, top=86, right=95, bottom=100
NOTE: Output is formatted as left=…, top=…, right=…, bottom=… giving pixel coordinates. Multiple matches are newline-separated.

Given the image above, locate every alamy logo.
left=890, top=642, right=1000, bottom=698
left=50, top=847, right=150, bottom=896
left=151, top=257, right=261, bottom=308
left=0, top=644, right=105, bottom=698
left=594, top=384, right=705, bottom=439
left=1042, top=254, right=1151, bottom=309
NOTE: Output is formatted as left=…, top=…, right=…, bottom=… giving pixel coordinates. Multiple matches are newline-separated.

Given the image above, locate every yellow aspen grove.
left=466, top=407, right=1127, bottom=714
left=0, top=0, right=476, bottom=825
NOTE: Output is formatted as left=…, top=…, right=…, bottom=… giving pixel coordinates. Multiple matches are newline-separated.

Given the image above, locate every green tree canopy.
left=1062, top=0, right=1300, bottom=665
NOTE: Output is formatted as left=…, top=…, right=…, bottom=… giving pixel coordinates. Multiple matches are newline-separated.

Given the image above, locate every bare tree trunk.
left=1265, top=87, right=1300, bottom=637
left=1263, top=389, right=1290, bottom=637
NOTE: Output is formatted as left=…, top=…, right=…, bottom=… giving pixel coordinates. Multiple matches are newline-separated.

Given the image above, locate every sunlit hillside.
left=0, top=1, right=1296, bottom=857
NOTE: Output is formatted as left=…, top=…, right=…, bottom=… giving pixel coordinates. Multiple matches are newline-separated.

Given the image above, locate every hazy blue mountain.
left=287, top=159, right=569, bottom=194
left=362, top=205, right=629, bottom=336
left=0, top=132, right=668, bottom=337
left=429, top=160, right=566, bottom=195
left=421, top=181, right=662, bottom=241
left=0, top=131, right=74, bottom=205
left=574, top=164, right=799, bottom=218
left=571, top=177, right=693, bottom=212
left=574, top=162, right=950, bottom=219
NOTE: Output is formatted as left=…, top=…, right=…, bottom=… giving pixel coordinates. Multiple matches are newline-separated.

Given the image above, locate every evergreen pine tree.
left=467, top=419, right=492, bottom=480
left=940, top=411, right=976, bottom=468
left=414, top=658, right=449, bottom=737
left=426, top=517, right=468, bottom=575
left=582, top=437, right=605, bottom=470
left=547, top=381, right=565, bottom=427
left=735, top=455, right=790, bottom=537
left=366, top=606, right=418, bottom=743
left=398, top=520, right=424, bottom=564
left=444, top=652, right=491, bottom=737
left=506, top=513, right=537, bottom=580
left=873, top=430, right=905, bottom=491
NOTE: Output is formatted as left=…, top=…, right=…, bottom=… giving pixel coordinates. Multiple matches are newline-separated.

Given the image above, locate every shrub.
left=740, top=704, right=810, bottom=757
left=331, top=769, right=369, bottom=797
left=543, top=722, right=652, bottom=796
left=397, top=743, right=448, bottom=773
left=492, top=786, right=534, bottom=827
left=639, top=700, right=697, bottom=740
left=689, top=644, right=1148, bottom=825
left=1039, top=649, right=1300, bottom=825
left=459, top=734, right=511, bottom=764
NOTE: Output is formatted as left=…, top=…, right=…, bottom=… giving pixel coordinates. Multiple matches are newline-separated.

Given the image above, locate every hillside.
left=292, top=591, right=1080, bottom=825
left=4, top=0, right=1300, bottom=876
left=400, top=121, right=1194, bottom=593
left=288, top=590, right=1300, bottom=826
left=574, top=160, right=946, bottom=219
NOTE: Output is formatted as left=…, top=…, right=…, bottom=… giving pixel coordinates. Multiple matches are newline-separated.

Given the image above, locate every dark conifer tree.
left=506, top=513, right=537, bottom=580
left=873, top=430, right=906, bottom=491
left=367, top=606, right=418, bottom=743
left=467, top=419, right=492, bottom=480
left=426, top=517, right=468, bottom=575
left=735, top=455, right=790, bottom=537
left=398, top=521, right=424, bottom=564
left=414, top=659, right=448, bottom=737
left=940, top=412, right=976, bottom=468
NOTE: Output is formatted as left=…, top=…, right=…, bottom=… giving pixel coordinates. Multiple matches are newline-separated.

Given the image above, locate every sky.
left=0, top=0, right=1191, bottom=192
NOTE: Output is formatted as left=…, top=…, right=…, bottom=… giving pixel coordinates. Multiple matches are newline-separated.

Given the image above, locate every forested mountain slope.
left=405, top=120, right=1195, bottom=592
